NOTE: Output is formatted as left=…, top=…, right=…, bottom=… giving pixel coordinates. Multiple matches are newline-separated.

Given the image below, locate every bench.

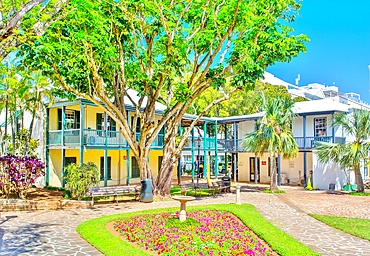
left=194, top=183, right=217, bottom=197
left=179, top=184, right=195, bottom=196
left=212, top=181, right=231, bottom=194
left=89, top=185, right=140, bottom=205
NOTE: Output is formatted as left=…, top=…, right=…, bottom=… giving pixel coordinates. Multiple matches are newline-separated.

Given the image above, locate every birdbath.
left=172, top=196, right=196, bottom=222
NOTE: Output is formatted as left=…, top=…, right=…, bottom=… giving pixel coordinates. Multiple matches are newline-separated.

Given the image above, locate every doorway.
left=249, top=157, right=260, bottom=182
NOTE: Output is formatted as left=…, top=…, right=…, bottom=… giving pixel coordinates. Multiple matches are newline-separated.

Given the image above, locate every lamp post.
left=196, top=136, right=201, bottom=185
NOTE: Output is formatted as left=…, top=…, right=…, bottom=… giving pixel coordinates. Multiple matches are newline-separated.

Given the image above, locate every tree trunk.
left=155, top=133, right=180, bottom=197
left=270, top=153, right=279, bottom=191
left=354, top=164, right=364, bottom=193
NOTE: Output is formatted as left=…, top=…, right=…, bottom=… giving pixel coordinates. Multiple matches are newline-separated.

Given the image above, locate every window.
left=268, top=157, right=278, bottom=177
left=58, top=109, right=80, bottom=130
left=65, top=157, right=77, bottom=167
left=96, top=113, right=116, bottom=137
left=314, top=117, right=327, bottom=137
left=100, top=157, right=111, bottom=180
left=131, top=156, right=140, bottom=178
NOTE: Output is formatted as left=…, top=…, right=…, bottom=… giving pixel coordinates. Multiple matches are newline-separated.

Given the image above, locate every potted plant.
left=342, top=168, right=357, bottom=191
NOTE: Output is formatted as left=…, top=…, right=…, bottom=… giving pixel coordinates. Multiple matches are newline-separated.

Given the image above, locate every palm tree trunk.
left=270, top=153, right=279, bottom=191
left=354, top=164, right=364, bottom=192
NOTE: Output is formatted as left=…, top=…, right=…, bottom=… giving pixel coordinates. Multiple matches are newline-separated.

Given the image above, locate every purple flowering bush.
left=0, top=154, right=45, bottom=199
left=114, top=210, right=274, bottom=255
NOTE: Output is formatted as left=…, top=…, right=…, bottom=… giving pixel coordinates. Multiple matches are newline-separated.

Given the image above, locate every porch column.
left=126, top=111, right=131, bottom=185
left=203, top=121, right=207, bottom=179
left=224, top=124, right=227, bottom=176
left=177, top=124, right=182, bottom=184
left=104, top=112, right=108, bottom=187
left=79, top=103, right=84, bottom=166
left=61, top=149, right=65, bottom=187
left=254, top=155, right=258, bottom=184
left=303, top=115, right=307, bottom=188
left=277, top=154, right=281, bottom=186
left=254, top=120, right=258, bottom=184
left=214, top=121, right=218, bottom=179
left=104, top=149, right=108, bottom=187
left=191, top=128, right=195, bottom=180
left=61, top=106, right=66, bottom=187
left=233, top=122, right=237, bottom=182
left=331, top=114, right=335, bottom=143
left=45, top=108, right=50, bottom=186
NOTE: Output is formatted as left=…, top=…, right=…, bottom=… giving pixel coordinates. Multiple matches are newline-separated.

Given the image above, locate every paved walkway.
left=1, top=186, right=370, bottom=255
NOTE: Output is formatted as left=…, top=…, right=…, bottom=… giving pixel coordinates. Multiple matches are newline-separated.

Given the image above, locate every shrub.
left=0, top=154, right=45, bottom=199
left=64, top=162, right=99, bottom=200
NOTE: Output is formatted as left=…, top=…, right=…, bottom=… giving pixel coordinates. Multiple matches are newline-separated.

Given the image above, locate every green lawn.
left=77, top=204, right=319, bottom=256
left=170, top=185, right=217, bottom=197
left=310, top=214, right=370, bottom=241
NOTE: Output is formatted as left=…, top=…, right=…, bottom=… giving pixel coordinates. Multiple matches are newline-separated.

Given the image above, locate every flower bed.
left=114, top=210, right=274, bottom=255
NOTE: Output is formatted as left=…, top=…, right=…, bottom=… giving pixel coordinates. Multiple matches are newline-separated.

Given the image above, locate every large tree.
left=0, top=0, right=69, bottom=61
left=21, top=0, right=308, bottom=196
left=242, top=95, right=298, bottom=191
left=315, top=109, right=370, bottom=193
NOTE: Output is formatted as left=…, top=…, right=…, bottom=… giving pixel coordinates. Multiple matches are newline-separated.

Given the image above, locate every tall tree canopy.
left=0, top=0, right=69, bottom=61
left=21, top=0, right=308, bottom=195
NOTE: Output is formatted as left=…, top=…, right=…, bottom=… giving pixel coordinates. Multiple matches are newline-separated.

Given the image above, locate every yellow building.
left=46, top=99, right=166, bottom=187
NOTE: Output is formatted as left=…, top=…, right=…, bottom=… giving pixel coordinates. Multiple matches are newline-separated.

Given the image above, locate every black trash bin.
left=140, top=178, right=153, bottom=203
left=221, top=176, right=231, bottom=192
left=328, top=183, right=335, bottom=191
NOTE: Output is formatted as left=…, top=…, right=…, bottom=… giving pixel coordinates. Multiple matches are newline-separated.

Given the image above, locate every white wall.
left=238, top=121, right=255, bottom=137
left=312, top=153, right=354, bottom=190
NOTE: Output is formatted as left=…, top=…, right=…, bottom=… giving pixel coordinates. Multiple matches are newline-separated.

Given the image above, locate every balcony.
left=48, top=129, right=165, bottom=148
left=216, top=136, right=346, bottom=152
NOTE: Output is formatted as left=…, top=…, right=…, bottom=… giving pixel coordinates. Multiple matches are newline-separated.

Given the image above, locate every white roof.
left=261, top=72, right=294, bottom=88
left=293, top=98, right=349, bottom=114
left=125, top=89, right=167, bottom=111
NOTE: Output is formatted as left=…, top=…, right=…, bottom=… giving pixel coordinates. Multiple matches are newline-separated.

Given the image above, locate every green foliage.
left=348, top=192, right=370, bottom=196
left=0, top=0, right=67, bottom=61
left=44, top=185, right=65, bottom=191
left=310, top=214, right=370, bottom=241
left=5, top=129, right=40, bottom=157
left=77, top=204, right=318, bottom=256
left=164, top=217, right=200, bottom=229
left=63, top=162, right=100, bottom=200
left=263, top=189, right=286, bottom=194
left=292, top=96, right=308, bottom=103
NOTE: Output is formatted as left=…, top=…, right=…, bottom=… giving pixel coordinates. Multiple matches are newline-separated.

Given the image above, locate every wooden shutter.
left=97, top=113, right=102, bottom=136
left=110, top=117, right=116, bottom=137
left=58, top=109, right=62, bottom=130
left=75, top=111, right=80, bottom=129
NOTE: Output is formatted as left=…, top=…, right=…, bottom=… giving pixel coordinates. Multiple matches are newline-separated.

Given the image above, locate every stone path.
left=1, top=186, right=370, bottom=255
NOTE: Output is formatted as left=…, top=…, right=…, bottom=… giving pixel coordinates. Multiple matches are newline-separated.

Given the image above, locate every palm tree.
left=242, top=95, right=298, bottom=191
left=315, top=109, right=370, bottom=193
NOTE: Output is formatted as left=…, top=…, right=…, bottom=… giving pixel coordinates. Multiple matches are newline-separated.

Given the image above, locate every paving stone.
left=0, top=185, right=370, bottom=255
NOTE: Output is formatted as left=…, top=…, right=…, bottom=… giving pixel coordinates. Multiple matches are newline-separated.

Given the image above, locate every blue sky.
left=267, top=1, right=370, bottom=103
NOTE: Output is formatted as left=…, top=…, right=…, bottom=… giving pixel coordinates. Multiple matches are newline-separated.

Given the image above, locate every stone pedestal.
left=235, top=185, right=241, bottom=205
left=172, top=196, right=196, bottom=222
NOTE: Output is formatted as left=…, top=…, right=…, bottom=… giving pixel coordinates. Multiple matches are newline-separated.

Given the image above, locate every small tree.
left=242, top=95, right=298, bottom=191
left=64, top=162, right=100, bottom=200
left=0, top=154, right=45, bottom=199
